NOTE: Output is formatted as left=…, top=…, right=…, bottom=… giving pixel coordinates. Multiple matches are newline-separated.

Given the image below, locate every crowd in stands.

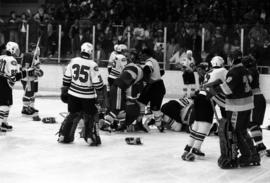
left=0, top=0, right=270, bottom=69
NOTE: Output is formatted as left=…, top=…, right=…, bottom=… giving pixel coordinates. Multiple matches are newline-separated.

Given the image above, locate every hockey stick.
left=24, top=36, right=42, bottom=92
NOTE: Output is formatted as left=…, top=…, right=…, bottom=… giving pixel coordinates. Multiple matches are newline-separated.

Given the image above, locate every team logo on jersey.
left=226, top=77, right=232, bottom=83
left=94, top=66, right=99, bottom=71
left=11, top=61, right=17, bottom=66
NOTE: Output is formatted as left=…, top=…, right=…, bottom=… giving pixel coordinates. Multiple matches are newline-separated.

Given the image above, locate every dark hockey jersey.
left=220, top=63, right=254, bottom=111
left=114, top=62, right=144, bottom=99
left=247, top=67, right=261, bottom=95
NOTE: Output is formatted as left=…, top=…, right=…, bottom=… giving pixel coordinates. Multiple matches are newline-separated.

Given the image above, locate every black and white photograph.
left=1, top=0, right=270, bottom=183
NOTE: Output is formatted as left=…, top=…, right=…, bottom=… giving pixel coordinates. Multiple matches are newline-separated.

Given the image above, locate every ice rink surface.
left=1, top=90, right=270, bottom=183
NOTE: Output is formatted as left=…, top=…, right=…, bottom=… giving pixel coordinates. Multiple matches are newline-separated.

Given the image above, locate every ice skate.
left=1, top=123, right=13, bottom=131
left=218, top=155, right=238, bottom=169
left=192, top=148, right=205, bottom=157
left=0, top=127, right=7, bottom=135
left=256, top=143, right=267, bottom=157
left=238, top=155, right=260, bottom=167
left=181, top=145, right=195, bottom=161
left=21, top=106, right=35, bottom=116
left=266, top=149, right=270, bottom=157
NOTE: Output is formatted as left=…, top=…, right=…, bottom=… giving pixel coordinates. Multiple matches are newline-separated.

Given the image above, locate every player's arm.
left=219, top=72, right=237, bottom=95
left=33, top=58, right=44, bottom=77
left=143, top=60, right=153, bottom=81
left=62, top=62, right=72, bottom=88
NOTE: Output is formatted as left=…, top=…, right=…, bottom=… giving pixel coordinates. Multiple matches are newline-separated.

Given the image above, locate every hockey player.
left=102, top=59, right=144, bottom=132
left=242, top=56, right=267, bottom=156
left=107, top=44, right=128, bottom=89
left=57, top=42, right=105, bottom=146
left=21, top=43, right=44, bottom=121
left=0, top=42, right=33, bottom=132
left=137, top=48, right=166, bottom=132
left=161, top=97, right=194, bottom=132
left=180, top=50, right=196, bottom=98
left=217, top=51, right=260, bottom=168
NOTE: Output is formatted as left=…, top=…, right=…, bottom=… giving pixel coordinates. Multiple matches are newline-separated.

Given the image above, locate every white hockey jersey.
left=0, top=55, right=19, bottom=87
left=63, top=57, right=104, bottom=99
left=108, top=54, right=127, bottom=79
left=145, top=57, right=161, bottom=83
left=204, top=67, right=228, bottom=107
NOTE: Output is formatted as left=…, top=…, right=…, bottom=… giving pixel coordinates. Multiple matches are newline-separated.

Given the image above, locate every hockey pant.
left=58, top=112, right=81, bottom=143
left=21, top=80, right=38, bottom=108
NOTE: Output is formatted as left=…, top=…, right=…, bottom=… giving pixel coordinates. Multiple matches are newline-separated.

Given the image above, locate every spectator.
left=18, top=13, right=28, bottom=53
left=8, top=11, right=19, bottom=43
left=69, top=19, right=80, bottom=56
left=248, top=21, right=268, bottom=47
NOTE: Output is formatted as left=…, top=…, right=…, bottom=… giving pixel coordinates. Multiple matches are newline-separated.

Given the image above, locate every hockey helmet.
left=210, top=56, right=224, bottom=67
left=119, top=44, right=128, bottom=52
left=81, top=42, right=93, bottom=56
left=114, top=44, right=119, bottom=51
left=186, top=50, right=193, bottom=57
left=241, top=55, right=257, bottom=68
left=6, top=41, right=20, bottom=57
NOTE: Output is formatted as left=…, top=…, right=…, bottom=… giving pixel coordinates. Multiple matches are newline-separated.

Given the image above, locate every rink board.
left=14, top=64, right=270, bottom=101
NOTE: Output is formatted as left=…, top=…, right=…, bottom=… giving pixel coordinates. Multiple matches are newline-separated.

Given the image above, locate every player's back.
left=66, top=57, right=98, bottom=99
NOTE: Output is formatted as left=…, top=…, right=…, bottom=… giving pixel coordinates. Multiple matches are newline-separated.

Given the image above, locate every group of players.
left=0, top=41, right=43, bottom=134
left=0, top=40, right=269, bottom=169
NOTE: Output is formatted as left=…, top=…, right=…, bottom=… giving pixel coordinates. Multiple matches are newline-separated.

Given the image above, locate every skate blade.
left=195, top=155, right=205, bottom=160
left=0, top=127, right=12, bottom=132
left=239, top=162, right=260, bottom=167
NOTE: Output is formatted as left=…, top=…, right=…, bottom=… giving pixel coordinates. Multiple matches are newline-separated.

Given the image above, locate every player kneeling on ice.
left=160, top=97, right=194, bottom=132
left=21, top=43, right=44, bottom=121
left=101, top=52, right=145, bottom=132
left=0, top=42, right=35, bottom=133
left=57, top=42, right=105, bottom=146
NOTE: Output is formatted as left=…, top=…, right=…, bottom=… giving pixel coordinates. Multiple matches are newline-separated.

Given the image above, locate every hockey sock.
left=249, top=124, right=263, bottom=146
left=191, top=121, right=211, bottom=150
left=0, top=106, right=9, bottom=124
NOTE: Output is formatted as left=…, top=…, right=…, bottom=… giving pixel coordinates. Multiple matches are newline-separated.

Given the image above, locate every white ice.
left=1, top=90, right=270, bottom=183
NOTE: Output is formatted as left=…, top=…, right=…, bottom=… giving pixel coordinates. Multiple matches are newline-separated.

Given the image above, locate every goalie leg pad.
left=58, top=112, right=81, bottom=143
left=83, top=114, right=101, bottom=146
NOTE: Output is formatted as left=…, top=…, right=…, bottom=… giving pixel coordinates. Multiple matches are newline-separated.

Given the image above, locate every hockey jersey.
left=21, top=53, right=43, bottom=81
left=108, top=54, right=127, bottom=79
left=63, top=56, right=104, bottom=99
left=220, top=63, right=254, bottom=111
left=144, top=57, right=161, bottom=83
left=247, top=67, right=261, bottom=95
left=0, top=55, right=19, bottom=87
left=204, top=67, right=228, bottom=107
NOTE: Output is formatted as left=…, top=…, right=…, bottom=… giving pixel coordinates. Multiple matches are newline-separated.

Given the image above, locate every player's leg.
left=0, top=106, right=12, bottom=131
left=234, top=110, right=260, bottom=167
left=57, top=95, right=82, bottom=143
left=249, top=94, right=267, bottom=156
left=21, top=80, right=35, bottom=115
left=82, top=99, right=101, bottom=146
left=149, top=80, right=166, bottom=132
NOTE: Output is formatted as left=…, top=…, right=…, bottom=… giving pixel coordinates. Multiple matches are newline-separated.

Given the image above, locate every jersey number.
left=72, top=64, right=90, bottom=83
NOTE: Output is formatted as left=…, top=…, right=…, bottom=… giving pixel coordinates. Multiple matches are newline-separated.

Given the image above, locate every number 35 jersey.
left=63, top=57, right=104, bottom=99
